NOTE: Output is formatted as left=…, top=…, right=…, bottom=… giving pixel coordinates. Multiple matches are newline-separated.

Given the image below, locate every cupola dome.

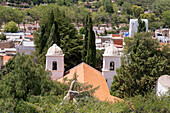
left=103, top=44, right=119, bottom=56
left=46, top=44, right=63, bottom=56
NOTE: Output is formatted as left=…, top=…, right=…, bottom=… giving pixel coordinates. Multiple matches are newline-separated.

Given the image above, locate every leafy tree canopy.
left=111, top=32, right=170, bottom=98
left=34, top=5, right=83, bottom=70
left=162, top=10, right=170, bottom=28
left=4, top=21, right=18, bottom=33
left=0, top=53, right=68, bottom=111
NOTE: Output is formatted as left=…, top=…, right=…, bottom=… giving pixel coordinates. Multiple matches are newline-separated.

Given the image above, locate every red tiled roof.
left=3, top=55, right=13, bottom=65
left=58, top=62, right=123, bottom=102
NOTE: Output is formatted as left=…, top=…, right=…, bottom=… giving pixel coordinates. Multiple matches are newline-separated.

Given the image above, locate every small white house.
left=155, top=75, right=170, bottom=96
left=129, top=19, right=148, bottom=37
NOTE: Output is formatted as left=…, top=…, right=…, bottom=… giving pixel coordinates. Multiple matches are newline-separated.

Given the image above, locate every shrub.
left=4, top=21, right=18, bottom=33
left=0, top=33, right=6, bottom=40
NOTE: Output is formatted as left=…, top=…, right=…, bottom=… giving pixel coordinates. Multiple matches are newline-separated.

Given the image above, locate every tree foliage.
left=111, top=32, right=170, bottom=98
left=152, top=0, right=170, bottom=16
left=4, top=21, right=18, bottom=33
left=86, top=15, right=96, bottom=67
left=0, top=33, right=6, bottom=40
left=162, top=10, right=170, bottom=28
left=131, top=5, right=144, bottom=18
left=34, top=6, right=83, bottom=70
left=0, top=53, right=67, bottom=111
left=137, top=17, right=146, bottom=33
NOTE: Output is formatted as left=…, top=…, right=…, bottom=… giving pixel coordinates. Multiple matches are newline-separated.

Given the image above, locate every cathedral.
left=45, top=43, right=121, bottom=90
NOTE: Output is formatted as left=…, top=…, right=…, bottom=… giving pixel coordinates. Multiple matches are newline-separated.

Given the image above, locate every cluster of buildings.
left=46, top=43, right=122, bottom=102
left=0, top=18, right=169, bottom=101
left=0, top=28, right=36, bottom=70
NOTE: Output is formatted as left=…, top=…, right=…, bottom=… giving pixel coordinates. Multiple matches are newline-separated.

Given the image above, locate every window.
left=110, top=61, right=114, bottom=71
left=52, top=61, right=57, bottom=70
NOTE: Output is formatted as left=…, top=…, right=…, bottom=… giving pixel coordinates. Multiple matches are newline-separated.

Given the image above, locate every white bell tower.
left=46, top=44, right=64, bottom=80
left=102, top=43, right=121, bottom=89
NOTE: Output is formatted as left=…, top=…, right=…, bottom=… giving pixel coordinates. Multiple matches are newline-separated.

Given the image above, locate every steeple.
left=102, top=43, right=121, bottom=89
left=46, top=44, right=64, bottom=80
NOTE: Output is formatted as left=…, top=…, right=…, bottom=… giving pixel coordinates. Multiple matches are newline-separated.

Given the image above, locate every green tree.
left=111, top=32, right=170, bottom=98
left=0, top=53, right=67, bottom=111
left=86, top=15, right=96, bottom=67
left=96, top=50, right=104, bottom=71
left=98, top=6, right=105, bottom=12
left=140, top=13, right=156, bottom=23
left=0, top=6, right=14, bottom=24
left=82, top=15, right=88, bottom=62
left=140, top=13, right=159, bottom=31
left=121, top=2, right=132, bottom=15
left=104, top=29, right=107, bottom=35
left=103, top=0, right=113, bottom=13
left=152, top=0, right=170, bottom=16
left=4, top=21, right=18, bottom=33
left=46, top=22, right=60, bottom=48
left=137, top=17, right=146, bottom=33
left=79, top=27, right=86, bottom=34
left=13, top=9, right=25, bottom=29
left=34, top=6, right=83, bottom=70
left=0, top=33, right=6, bottom=40
left=162, top=10, right=170, bottom=28
left=131, top=5, right=144, bottom=18
left=112, top=3, right=119, bottom=14
left=112, top=13, right=120, bottom=28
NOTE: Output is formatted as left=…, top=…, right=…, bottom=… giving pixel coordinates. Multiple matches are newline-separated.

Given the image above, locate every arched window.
left=52, top=61, right=57, bottom=70
left=110, top=61, right=114, bottom=71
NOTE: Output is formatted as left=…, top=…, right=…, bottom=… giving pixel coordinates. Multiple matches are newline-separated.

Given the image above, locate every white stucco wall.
left=46, top=55, right=64, bottom=80
left=129, top=19, right=148, bottom=37
left=102, top=55, right=121, bottom=89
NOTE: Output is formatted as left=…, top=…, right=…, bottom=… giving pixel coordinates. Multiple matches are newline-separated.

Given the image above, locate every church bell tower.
left=102, top=43, right=121, bottom=89
left=46, top=44, right=64, bottom=80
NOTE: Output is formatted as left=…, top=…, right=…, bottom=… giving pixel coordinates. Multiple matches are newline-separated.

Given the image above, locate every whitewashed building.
left=102, top=43, right=121, bottom=89
left=129, top=19, right=148, bottom=37
left=16, top=41, right=35, bottom=55
left=46, top=44, right=64, bottom=80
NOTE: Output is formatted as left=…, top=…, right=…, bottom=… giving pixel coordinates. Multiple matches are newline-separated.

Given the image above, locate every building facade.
left=102, top=43, right=121, bottom=89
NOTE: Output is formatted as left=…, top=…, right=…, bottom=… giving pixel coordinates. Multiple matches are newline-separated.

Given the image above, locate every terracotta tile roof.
left=3, top=55, right=13, bottom=65
left=58, top=62, right=123, bottom=102
left=112, top=34, right=120, bottom=37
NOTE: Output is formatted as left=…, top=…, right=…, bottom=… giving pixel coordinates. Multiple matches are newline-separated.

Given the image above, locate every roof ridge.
left=65, top=62, right=85, bottom=74
left=82, top=62, right=102, bottom=74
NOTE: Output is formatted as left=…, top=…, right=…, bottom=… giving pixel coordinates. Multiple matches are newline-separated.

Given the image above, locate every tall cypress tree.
left=86, top=15, right=96, bottom=67
left=35, top=10, right=54, bottom=55
left=46, top=22, right=60, bottom=48
left=138, top=17, right=146, bottom=33
left=82, top=15, right=89, bottom=61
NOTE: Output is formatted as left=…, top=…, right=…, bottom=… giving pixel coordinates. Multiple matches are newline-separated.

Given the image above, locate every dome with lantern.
left=46, top=44, right=63, bottom=56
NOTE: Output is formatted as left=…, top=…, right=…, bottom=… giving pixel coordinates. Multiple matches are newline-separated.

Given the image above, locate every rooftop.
left=20, top=41, right=35, bottom=46
left=58, top=62, right=123, bottom=102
